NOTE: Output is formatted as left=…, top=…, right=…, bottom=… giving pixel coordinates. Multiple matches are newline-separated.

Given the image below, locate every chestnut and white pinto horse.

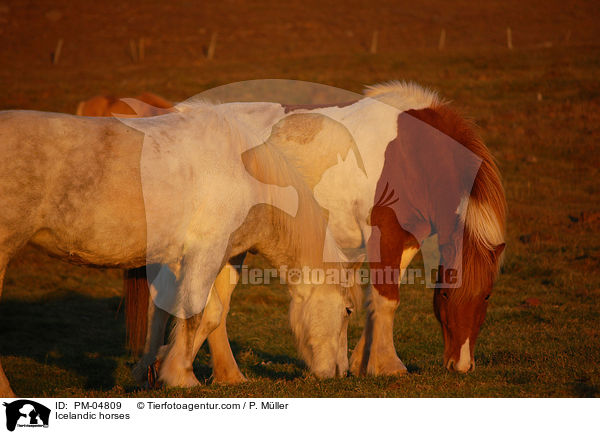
left=288, top=82, right=505, bottom=375
left=132, top=81, right=506, bottom=383
left=0, top=103, right=360, bottom=396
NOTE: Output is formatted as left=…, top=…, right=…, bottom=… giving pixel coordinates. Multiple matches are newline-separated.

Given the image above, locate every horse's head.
left=288, top=259, right=363, bottom=378
left=433, top=237, right=505, bottom=373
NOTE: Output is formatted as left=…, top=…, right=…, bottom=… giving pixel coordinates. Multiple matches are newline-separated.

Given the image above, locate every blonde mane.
left=365, top=81, right=506, bottom=300
left=364, top=81, right=442, bottom=110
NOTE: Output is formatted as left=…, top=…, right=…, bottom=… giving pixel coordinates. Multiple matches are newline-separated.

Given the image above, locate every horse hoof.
left=371, top=357, right=408, bottom=376
left=212, top=371, right=247, bottom=385
left=349, top=350, right=367, bottom=376
left=349, top=356, right=362, bottom=376
left=349, top=353, right=408, bottom=377
left=159, top=368, right=201, bottom=388
left=177, top=374, right=201, bottom=388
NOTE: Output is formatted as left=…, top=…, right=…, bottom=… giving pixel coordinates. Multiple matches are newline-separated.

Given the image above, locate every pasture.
left=0, top=0, right=598, bottom=397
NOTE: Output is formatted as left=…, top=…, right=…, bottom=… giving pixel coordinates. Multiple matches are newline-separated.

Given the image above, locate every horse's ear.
left=492, top=243, right=506, bottom=259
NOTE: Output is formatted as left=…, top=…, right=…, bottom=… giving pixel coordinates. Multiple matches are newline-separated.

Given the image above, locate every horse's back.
left=0, top=110, right=148, bottom=266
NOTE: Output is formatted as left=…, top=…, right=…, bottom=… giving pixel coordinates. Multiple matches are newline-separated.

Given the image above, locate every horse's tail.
left=124, top=267, right=150, bottom=355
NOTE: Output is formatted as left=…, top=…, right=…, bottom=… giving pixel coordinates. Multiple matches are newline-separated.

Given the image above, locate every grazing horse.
left=128, top=81, right=506, bottom=383
left=0, top=102, right=360, bottom=396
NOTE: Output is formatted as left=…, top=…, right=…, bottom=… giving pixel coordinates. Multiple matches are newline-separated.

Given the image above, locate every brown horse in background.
left=76, top=92, right=174, bottom=117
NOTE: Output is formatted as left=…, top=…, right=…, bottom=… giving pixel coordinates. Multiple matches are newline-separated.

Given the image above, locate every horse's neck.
left=240, top=188, right=341, bottom=273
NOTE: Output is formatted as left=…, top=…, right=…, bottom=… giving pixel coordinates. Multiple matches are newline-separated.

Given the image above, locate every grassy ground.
left=0, top=1, right=598, bottom=397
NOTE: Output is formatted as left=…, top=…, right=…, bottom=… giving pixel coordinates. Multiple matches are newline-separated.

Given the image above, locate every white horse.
left=0, top=103, right=361, bottom=396
left=130, top=81, right=506, bottom=384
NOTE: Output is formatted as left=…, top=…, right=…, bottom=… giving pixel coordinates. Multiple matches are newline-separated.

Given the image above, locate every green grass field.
left=0, top=4, right=599, bottom=397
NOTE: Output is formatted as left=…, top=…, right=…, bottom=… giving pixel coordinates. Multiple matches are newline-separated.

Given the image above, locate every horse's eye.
left=484, top=294, right=491, bottom=301
left=441, top=292, right=448, bottom=300
left=345, top=307, right=354, bottom=316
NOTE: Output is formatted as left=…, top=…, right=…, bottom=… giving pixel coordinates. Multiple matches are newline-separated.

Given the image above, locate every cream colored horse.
left=0, top=102, right=361, bottom=396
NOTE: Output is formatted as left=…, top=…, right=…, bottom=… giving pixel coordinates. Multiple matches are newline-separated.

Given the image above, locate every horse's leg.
left=156, top=255, right=246, bottom=386
left=349, top=285, right=407, bottom=376
left=0, top=260, right=15, bottom=397
left=130, top=264, right=176, bottom=385
left=207, top=257, right=246, bottom=384
left=158, top=287, right=223, bottom=388
left=131, top=299, right=170, bottom=385
left=350, top=235, right=419, bottom=376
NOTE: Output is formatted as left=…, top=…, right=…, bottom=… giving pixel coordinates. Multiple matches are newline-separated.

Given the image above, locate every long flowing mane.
left=366, top=82, right=507, bottom=298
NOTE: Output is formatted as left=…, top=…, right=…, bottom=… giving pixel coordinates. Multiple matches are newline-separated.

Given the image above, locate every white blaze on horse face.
left=455, top=337, right=471, bottom=373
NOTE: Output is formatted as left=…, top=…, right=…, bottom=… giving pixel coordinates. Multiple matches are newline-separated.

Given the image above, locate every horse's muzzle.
left=445, top=358, right=475, bottom=373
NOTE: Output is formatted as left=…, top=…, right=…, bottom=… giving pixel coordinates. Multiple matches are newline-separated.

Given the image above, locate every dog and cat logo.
left=2, top=400, right=50, bottom=431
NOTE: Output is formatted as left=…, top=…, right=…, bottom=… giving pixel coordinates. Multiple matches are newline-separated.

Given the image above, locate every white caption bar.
left=1, top=398, right=595, bottom=434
